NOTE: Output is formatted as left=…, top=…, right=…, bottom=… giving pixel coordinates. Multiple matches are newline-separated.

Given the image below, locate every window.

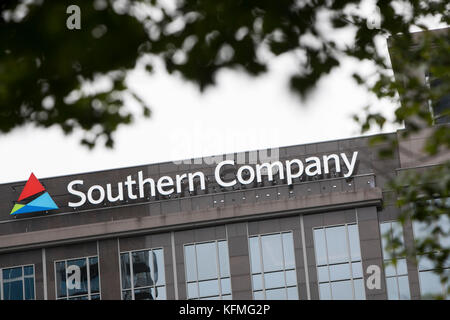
left=249, top=232, right=298, bottom=300
left=1, top=265, right=35, bottom=300
left=426, top=72, right=450, bottom=125
left=184, top=240, right=231, bottom=300
left=380, top=221, right=411, bottom=299
left=413, top=198, right=450, bottom=299
left=313, top=224, right=365, bottom=300
left=120, top=248, right=166, bottom=300
left=55, top=256, right=100, bottom=300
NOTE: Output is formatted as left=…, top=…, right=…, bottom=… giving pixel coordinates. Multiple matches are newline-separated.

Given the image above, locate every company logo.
left=10, top=173, right=59, bottom=215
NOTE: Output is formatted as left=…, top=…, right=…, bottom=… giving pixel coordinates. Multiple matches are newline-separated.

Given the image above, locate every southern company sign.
left=67, top=152, right=359, bottom=208
left=10, top=151, right=359, bottom=216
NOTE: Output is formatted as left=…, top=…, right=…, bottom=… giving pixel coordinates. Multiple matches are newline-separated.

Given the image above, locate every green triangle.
left=10, top=204, right=25, bottom=215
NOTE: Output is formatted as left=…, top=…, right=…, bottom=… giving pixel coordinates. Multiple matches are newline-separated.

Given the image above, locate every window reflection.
left=67, top=258, right=88, bottom=297
left=132, top=251, right=153, bottom=288
left=264, top=271, right=285, bottom=289
left=89, top=257, right=100, bottom=294
left=265, top=288, right=286, bottom=300
left=249, top=237, right=261, bottom=274
left=55, top=256, right=100, bottom=300
left=325, top=226, right=348, bottom=264
left=314, top=229, right=327, bottom=266
left=120, top=254, right=131, bottom=290
left=120, top=248, right=166, bottom=300
left=185, top=245, right=197, bottom=282
left=348, top=224, right=362, bottom=261
left=261, top=234, right=284, bottom=272
left=199, top=279, right=219, bottom=297
left=331, top=280, right=353, bottom=300
left=426, top=73, right=450, bottom=124
left=413, top=198, right=450, bottom=299
left=286, top=286, right=299, bottom=299
left=380, top=221, right=411, bottom=300
left=418, top=271, right=444, bottom=297
left=282, top=233, right=296, bottom=269
left=184, top=240, right=231, bottom=300
left=313, top=224, right=365, bottom=300
left=1, top=265, right=35, bottom=300
left=196, top=242, right=218, bottom=280
left=218, top=241, right=230, bottom=278
left=248, top=232, right=299, bottom=300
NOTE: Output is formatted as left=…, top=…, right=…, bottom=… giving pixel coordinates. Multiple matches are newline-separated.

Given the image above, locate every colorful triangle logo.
left=10, top=173, right=59, bottom=216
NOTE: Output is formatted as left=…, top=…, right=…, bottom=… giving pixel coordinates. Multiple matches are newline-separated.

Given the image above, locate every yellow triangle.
left=10, top=204, right=25, bottom=215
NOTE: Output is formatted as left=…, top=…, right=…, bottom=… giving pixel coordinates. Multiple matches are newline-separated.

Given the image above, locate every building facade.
left=0, top=124, right=448, bottom=300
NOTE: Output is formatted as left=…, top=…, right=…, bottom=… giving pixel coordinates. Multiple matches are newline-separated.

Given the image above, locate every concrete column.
left=357, top=207, right=388, bottom=299
left=226, top=222, right=252, bottom=299
left=98, top=238, right=121, bottom=299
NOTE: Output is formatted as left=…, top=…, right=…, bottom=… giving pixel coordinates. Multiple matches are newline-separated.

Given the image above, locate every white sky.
left=0, top=45, right=401, bottom=184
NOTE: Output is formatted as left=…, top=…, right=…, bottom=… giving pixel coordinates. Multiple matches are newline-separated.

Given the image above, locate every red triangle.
left=18, top=173, right=46, bottom=201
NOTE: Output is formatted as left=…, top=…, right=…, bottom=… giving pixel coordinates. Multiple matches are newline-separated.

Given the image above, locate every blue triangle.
left=11, top=205, right=50, bottom=215
left=11, top=192, right=59, bottom=215
left=27, top=192, right=58, bottom=210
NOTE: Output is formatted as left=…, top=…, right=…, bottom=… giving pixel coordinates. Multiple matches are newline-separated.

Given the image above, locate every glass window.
left=55, top=256, right=100, bottom=300
left=67, top=258, right=88, bottom=298
left=265, top=288, right=286, bottom=300
left=196, top=242, right=218, bottom=280
left=249, top=232, right=299, bottom=300
left=184, top=245, right=197, bottom=282
left=413, top=198, right=450, bottom=299
left=313, top=228, right=327, bottom=266
left=184, top=240, right=231, bottom=300
left=1, top=265, right=35, bottom=300
left=89, top=257, right=100, bottom=294
left=418, top=270, right=444, bottom=298
left=426, top=73, right=450, bottom=124
left=218, top=241, right=230, bottom=278
left=379, top=221, right=411, bottom=300
left=319, top=283, right=331, bottom=300
left=331, top=280, right=353, bottom=300
left=261, top=234, right=284, bottom=272
left=313, top=224, right=365, bottom=300
left=286, top=286, right=299, bottom=299
left=325, top=226, right=348, bottom=264
left=120, top=248, right=166, bottom=300
left=353, top=279, right=365, bottom=300
left=249, top=237, right=261, bottom=274
left=413, top=198, right=450, bottom=249
left=348, top=224, right=362, bottom=261
left=282, top=233, right=296, bottom=269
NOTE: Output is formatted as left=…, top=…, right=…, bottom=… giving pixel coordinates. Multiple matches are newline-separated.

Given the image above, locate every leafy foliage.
left=0, top=0, right=151, bottom=147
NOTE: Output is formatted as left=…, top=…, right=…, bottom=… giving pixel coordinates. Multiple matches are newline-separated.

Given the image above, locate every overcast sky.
left=0, top=39, right=403, bottom=184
